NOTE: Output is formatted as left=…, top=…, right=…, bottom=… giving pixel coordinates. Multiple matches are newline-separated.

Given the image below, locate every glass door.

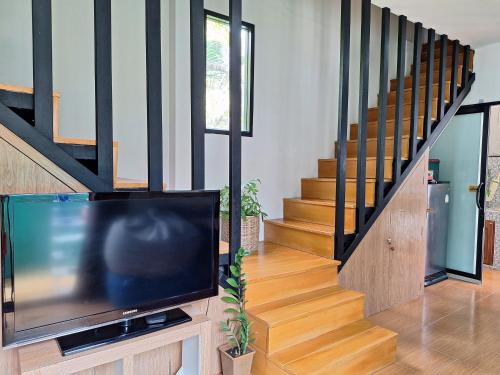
left=430, top=110, right=487, bottom=281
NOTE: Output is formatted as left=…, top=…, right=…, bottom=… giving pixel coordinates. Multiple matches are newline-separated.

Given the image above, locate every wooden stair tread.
left=54, top=136, right=119, bottom=147
left=284, top=197, right=357, bottom=209
left=250, top=286, right=363, bottom=327
left=302, top=177, right=377, bottom=182
left=265, top=219, right=335, bottom=236
left=369, top=96, right=442, bottom=112
left=319, top=156, right=408, bottom=162
left=114, top=178, right=167, bottom=190
left=351, top=115, right=425, bottom=128
left=270, top=319, right=375, bottom=365
left=271, top=323, right=397, bottom=374
left=0, top=83, right=61, bottom=97
left=243, top=242, right=338, bottom=282
left=344, top=134, right=423, bottom=143
left=389, top=79, right=461, bottom=92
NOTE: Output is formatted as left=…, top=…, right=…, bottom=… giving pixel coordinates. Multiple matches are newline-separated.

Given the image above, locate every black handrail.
left=336, top=5, right=476, bottom=268
left=375, top=7, right=390, bottom=208
left=355, top=0, right=370, bottom=231
left=229, top=0, right=243, bottom=267
left=409, top=22, right=422, bottom=161
left=438, top=35, right=448, bottom=121
left=31, top=0, right=54, bottom=140
left=462, top=45, right=471, bottom=89
left=145, top=0, right=164, bottom=192
left=392, top=15, right=406, bottom=184
left=94, top=0, right=114, bottom=189
left=423, top=29, right=435, bottom=140
left=190, top=0, right=206, bottom=190
left=450, top=40, right=459, bottom=101
left=334, top=0, right=351, bottom=260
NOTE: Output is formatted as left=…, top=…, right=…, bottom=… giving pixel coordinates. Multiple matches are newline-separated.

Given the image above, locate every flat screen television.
left=1, top=191, right=219, bottom=348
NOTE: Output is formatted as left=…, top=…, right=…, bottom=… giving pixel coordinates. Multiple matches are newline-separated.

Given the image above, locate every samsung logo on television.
left=122, top=309, right=138, bottom=316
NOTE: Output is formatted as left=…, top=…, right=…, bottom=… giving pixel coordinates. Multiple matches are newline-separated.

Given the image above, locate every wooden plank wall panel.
left=72, top=362, right=121, bottom=375
left=339, top=150, right=429, bottom=316
left=132, top=344, right=182, bottom=375
left=0, top=139, right=75, bottom=194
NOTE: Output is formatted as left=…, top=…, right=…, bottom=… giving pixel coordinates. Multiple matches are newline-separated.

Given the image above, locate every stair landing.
left=244, top=242, right=397, bottom=375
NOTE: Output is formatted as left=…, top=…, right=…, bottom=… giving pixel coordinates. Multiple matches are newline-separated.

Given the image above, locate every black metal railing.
left=335, top=3, right=476, bottom=266
left=0, top=0, right=169, bottom=192
left=31, top=0, right=54, bottom=141
left=94, top=0, right=114, bottom=187
left=190, top=0, right=206, bottom=191
left=334, top=0, right=351, bottom=255
left=190, top=0, right=242, bottom=273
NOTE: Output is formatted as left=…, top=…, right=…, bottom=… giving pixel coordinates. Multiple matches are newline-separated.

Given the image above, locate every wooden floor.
left=372, top=268, right=500, bottom=374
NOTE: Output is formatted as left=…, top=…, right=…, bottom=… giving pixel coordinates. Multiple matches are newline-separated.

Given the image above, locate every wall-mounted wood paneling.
left=339, top=151, right=429, bottom=316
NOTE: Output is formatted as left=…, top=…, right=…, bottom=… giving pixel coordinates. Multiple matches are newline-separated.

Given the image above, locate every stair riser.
left=264, top=222, right=333, bottom=258
left=422, top=43, right=465, bottom=54
left=421, top=49, right=473, bottom=64
left=283, top=200, right=355, bottom=229
left=336, top=137, right=411, bottom=159
left=350, top=118, right=424, bottom=140
left=368, top=98, right=438, bottom=122
left=301, top=179, right=375, bottom=204
left=263, top=298, right=365, bottom=354
left=313, top=336, right=397, bottom=375
left=319, top=158, right=393, bottom=180
left=252, top=346, right=289, bottom=375
left=246, top=264, right=338, bottom=309
left=417, top=56, right=473, bottom=74
left=391, top=65, right=462, bottom=91
left=386, top=82, right=450, bottom=105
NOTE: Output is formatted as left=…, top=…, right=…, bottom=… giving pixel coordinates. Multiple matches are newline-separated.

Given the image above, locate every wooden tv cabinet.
left=17, top=314, right=211, bottom=375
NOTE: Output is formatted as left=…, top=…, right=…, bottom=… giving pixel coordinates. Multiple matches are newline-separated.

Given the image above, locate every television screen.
left=1, top=191, right=219, bottom=347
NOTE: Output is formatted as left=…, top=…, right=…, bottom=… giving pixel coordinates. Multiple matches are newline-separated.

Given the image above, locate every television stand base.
left=57, top=308, right=192, bottom=356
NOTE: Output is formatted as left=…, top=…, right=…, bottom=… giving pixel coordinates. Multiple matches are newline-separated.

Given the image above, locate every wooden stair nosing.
left=245, top=262, right=339, bottom=309
left=282, top=326, right=397, bottom=374
left=249, top=286, right=362, bottom=327
left=284, top=197, right=357, bottom=209
left=390, top=69, right=461, bottom=90
left=270, top=319, right=376, bottom=366
left=264, top=218, right=334, bottom=236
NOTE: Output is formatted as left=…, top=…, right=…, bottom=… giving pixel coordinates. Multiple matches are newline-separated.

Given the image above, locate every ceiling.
left=371, top=0, right=500, bottom=48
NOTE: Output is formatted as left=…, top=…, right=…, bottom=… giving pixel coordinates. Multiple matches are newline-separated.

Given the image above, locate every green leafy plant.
left=220, top=180, right=267, bottom=220
left=220, top=247, right=253, bottom=357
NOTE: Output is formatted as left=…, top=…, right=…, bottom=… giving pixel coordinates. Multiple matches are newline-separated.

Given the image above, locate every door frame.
left=444, top=102, right=493, bottom=281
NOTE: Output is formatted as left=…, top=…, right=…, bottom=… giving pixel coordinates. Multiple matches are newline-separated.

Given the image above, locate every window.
left=205, top=10, right=255, bottom=136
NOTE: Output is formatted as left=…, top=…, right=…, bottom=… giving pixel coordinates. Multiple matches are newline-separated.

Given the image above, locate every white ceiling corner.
left=371, top=0, right=500, bottom=48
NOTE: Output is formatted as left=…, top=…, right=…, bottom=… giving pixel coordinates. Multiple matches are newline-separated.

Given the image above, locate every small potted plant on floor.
left=219, top=247, right=254, bottom=375
left=220, top=180, right=267, bottom=252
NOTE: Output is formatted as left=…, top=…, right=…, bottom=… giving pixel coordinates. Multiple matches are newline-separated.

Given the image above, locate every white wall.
left=172, top=0, right=340, bottom=223
left=465, top=42, right=500, bottom=105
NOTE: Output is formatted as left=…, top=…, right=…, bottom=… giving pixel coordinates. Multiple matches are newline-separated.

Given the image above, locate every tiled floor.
left=372, top=268, right=500, bottom=374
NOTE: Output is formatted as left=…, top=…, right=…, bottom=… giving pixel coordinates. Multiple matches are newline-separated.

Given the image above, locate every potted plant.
left=220, top=180, right=267, bottom=252
left=219, top=247, right=254, bottom=375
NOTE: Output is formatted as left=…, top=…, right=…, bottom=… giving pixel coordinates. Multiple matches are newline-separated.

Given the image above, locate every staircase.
left=0, top=83, right=155, bottom=191
left=245, top=243, right=397, bottom=375
left=249, top=27, right=475, bottom=375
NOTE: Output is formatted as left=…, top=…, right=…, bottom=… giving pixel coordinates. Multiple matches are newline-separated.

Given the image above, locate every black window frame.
left=204, top=9, right=255, bottom=137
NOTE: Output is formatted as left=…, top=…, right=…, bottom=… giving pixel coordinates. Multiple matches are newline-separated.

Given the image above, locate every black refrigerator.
left=425, top=182, right=450, bottom=286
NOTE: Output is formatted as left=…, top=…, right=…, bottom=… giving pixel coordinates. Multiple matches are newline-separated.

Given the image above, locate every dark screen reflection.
left=12, top=195, right=215, bottom=332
